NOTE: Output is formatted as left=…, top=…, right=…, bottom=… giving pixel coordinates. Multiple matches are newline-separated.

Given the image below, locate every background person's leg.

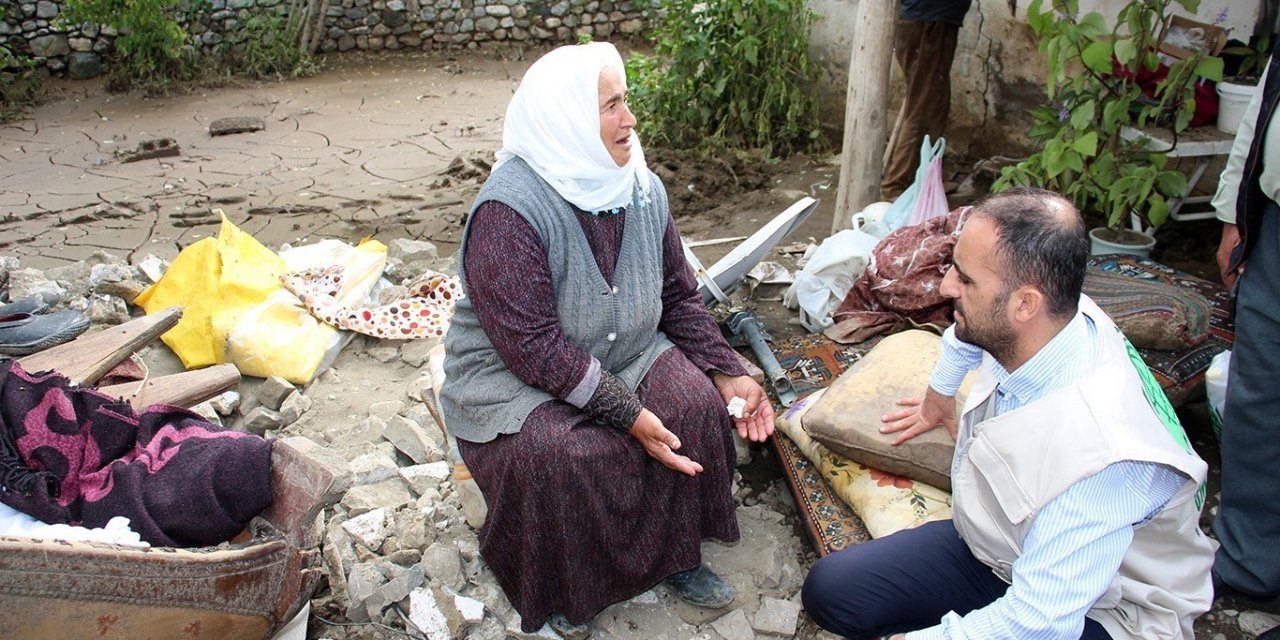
left=1214, top=205, right=1280, bottom=598
left=801, top=519, right=1008, bottom=639
left=880, top=19, right=959, bottom=200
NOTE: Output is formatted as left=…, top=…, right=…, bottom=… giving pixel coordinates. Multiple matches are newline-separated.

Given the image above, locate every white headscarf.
left=494, top=41, right=651, bottom=213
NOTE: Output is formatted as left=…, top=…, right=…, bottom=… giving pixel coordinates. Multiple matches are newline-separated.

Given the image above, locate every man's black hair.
left=971, top=186, right=1089, bottom=319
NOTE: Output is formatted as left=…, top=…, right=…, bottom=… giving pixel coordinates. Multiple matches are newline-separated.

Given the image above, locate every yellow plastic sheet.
left=135, top=216, right=388, bottom=384
left=135, top=215, right=285, bottom=369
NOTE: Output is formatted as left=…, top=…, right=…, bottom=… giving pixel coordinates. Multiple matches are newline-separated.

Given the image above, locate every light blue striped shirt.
left=908, top=308, right=1187, bottom=640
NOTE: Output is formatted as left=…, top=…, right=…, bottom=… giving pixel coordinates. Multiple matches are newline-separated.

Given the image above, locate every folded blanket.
left=1083, top=267, right=1211, bottom=351
left=0, top=360, right=272, bottom=547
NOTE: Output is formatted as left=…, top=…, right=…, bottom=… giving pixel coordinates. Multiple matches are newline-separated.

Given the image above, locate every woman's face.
left=598, top=67, right=637, bottom=167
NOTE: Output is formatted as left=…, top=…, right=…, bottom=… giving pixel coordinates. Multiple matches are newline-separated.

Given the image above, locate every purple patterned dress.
left=457, top=200, right=746, bottom=630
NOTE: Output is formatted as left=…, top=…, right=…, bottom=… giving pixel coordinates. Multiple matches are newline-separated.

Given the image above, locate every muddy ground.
left=3, top=48, right=1278, bottom=639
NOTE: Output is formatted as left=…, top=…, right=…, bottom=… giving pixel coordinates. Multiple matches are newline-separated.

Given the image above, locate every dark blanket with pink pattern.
left=0, top=360, right=273, bottom=547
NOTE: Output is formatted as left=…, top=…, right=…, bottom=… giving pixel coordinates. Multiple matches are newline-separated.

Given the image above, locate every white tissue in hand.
left=726, top=396, right=747, bottom=419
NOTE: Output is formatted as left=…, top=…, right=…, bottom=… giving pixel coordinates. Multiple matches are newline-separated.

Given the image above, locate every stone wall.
left=0, top=0, right=648, bottom=79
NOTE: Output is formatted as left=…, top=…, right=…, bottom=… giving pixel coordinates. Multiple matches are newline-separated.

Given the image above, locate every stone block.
left=323, top=524, right=356, bottom=610
left=86, top=294, right=129, bottom=325
left=349, top=448, right=401, bottom=486
left=368, top=399, right=404, bottom=421
left=347, top=415, right=388, bottom=444
left=209, top=116, right=265, bottom=137
left=399, top=337, right=438, bottom=368
left=279, top=391, right=308, bottom=425
left=257, top=376, right=295, bottom=410
left=384, top=415, right=443, bottom=464
left=89, top=263, right=146, bottom=300
left=345, top=562, right=388, bottom=623
left=188, top=401, right=222, bottom=427
left=242, top=407, right=283, bottom=435
left=712, top=609, right=754, bottom=640
left=342, top=478, right=414, bottom=515
left=392, top=506, right=432, bottom=551
left=7, top=268, right=65, bottom=305
left=341, top=507, right=389, bottom=551
left=408, top=587, right=457, bottom=640
left=209, top=390, right=240, bottom=416
left=454, top=593, right=485, bottom=624
left=371, top=562, right=425, bottom=620
left=751, top=597, right=801, bottom=637
left=420, top=541, right=464, bottom=591
left=399, top=462, right=449, bottom=495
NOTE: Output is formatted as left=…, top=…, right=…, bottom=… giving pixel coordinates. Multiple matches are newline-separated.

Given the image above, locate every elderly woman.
left=439, top=42, right=775, bottom=635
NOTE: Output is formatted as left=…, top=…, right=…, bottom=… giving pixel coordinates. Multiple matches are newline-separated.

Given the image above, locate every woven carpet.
left=768, top=254, right=1234, bottom=557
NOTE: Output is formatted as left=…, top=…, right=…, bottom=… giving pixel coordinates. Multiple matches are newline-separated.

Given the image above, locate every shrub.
left=626, top=0, right=821, bottom=157
left=60, top=0, right=195, bottom=93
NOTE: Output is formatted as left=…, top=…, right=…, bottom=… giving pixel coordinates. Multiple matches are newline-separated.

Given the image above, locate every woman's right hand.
left=630, top=409, right=703, bottom=477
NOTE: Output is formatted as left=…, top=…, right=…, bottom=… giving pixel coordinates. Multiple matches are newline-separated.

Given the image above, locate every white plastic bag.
left=1206, top=349, right=1230, bottom=440
left=783, top=229, right=880, bottom=332
left=879, top=136, right=949, bottom=235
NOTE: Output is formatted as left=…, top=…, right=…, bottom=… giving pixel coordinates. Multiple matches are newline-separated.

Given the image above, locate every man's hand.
left=713, top=374, right=776, bottom=442
left=880, top=386, right=958, bottom=445
left=630, top=408, right=704, bottom=476
left=1218, top=222, right=1242, bottom=289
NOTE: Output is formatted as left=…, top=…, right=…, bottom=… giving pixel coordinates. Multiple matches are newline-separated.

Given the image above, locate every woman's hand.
left=1218, top=222, right=1242, bottom=289
left=713, top=374, right=776, bottom=443
left=630, top=409, right=704, bottom=476
left=879, top=386, right=958, bottom=445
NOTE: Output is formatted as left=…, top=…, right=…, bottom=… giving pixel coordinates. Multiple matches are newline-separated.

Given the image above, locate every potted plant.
left=994, top=0, right=1224, bottom=256
left=1217, top=34, right=1269, bottom=134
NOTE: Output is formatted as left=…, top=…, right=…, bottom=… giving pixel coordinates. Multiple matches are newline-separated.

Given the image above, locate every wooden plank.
left=98, top=364, right=241, bottom=411
left=17, top=307, right=183, bottom=386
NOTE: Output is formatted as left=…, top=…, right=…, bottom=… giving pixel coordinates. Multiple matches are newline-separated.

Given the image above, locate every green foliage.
left=994, top=0, right=1223, bottom=230
left=625, top=0, right=821, bottom=157
left=60, top=0, right=195, bottom=93
left=219, top=10, right=318, bottom=81
left=1, top=6, right=42, bottom=121
left=1222, top=34, right=1270, bottom=80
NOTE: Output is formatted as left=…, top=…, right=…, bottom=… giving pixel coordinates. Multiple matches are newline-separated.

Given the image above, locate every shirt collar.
left=992, top=308, right=1090, bottom=405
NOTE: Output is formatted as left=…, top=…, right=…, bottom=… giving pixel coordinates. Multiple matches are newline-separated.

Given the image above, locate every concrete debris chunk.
left=188, top=401, right=222, bottom=427
left=340, top=507, right=389, bottom=551
left=258, top=376, right=296, bottom=410
left=323, top=524, right=357, bottom=611
left=367, top=345, right=401, bottom=363
left=89, top=263, right=147, bottom=301
left=399, top=462, right=450, bottom=495
left=420, top=541, right=465, bottom=591
left=209, top=116, right=265, bottom=136
left=408, top=587, right=456, bottom=640
left=209, top=390, right=240, bottom=416
left=349, top=449, right=401, bottom=486
left=345, top=562, right=388, bottom=623
left=504, top=615, right=561, bottom=640
left=348, top=415, right=387, bottom=444
left=400, top=337, right=438, bottom=368
left=7, top=268, right=66, bottom=306
left=392, top=507, right=431, bottom=552
left=341, top=478, right=414, bottom=515
left=85, top=294, right=130, bottom=325
left=456, top=477, right=488, bottom=530
left=115, top=137, right=180, bottom=163
left=384, top=415, right=444, bottom=464
left=242, top=407, right=283, bottom=435
left=751, top=596, right=802, bottom=637
left=278, top=390, right=307, bottom=425
left=454, top=593, right=485, bottom=624
left=712, top=609, right=755, bottom=640
left=370, top=563, right=425, bottom=621
left=136, top=254, right=168, bottom=283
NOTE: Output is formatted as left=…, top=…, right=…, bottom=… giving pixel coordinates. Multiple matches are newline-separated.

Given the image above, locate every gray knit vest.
left=440, top=157, right=674, bottom=443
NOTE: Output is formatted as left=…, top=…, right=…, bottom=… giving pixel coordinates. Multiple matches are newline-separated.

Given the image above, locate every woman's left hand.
left=712, top=374, right=775, bottom=443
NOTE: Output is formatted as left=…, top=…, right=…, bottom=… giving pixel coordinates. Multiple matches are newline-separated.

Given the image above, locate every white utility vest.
left=951, top=297, right=1214, bottom=639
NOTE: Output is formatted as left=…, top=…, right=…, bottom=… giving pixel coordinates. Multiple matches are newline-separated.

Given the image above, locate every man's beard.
left=954, top=293, right=1017, bottom=366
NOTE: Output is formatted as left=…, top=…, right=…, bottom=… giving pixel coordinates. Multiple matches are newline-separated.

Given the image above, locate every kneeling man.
left=802, top=187, right=1213, bottom=639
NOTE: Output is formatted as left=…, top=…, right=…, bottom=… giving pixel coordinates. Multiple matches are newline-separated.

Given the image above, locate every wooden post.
left=832, top=0, right=898, bottom=235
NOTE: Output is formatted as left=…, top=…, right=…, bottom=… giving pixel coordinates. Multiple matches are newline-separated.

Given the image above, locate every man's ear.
left=1011, top=285, right=1044, bottom=324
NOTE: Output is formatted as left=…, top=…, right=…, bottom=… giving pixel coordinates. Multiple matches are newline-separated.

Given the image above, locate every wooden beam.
left=833, top=0, right=899, bottom=235
left=98, top=364, right=241, bottom=411
left=18, top=307, right=183, bottom=386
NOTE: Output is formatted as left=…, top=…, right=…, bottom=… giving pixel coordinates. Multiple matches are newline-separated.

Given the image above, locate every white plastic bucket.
left=1217, top=80, right=1260, bottom=135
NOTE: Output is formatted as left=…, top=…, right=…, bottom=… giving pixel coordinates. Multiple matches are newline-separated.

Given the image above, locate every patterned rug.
left=767, top=254, right=1234, bottom=557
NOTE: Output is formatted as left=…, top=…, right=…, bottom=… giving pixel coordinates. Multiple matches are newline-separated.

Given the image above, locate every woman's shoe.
left=663, top=564, right=736, bottom=609
left=0, top=296, right=52, bottom=316
left=0, top=310, right=90, bottom=356
left=547, top=612, right=592, bottom=640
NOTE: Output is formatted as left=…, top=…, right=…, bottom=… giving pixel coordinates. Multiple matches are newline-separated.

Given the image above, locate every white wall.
left=807, top=0, right=1265, bottom=161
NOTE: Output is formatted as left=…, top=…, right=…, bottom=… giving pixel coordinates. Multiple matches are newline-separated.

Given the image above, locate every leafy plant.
left=218, top=9, right=318, bottom=81
left=625, top=0, right=821, bottom=157
left=60, top=0, right=195, bottom=93
left=993, top=0, right=1224, bottom=232
left=1222, top=34, right=1270, bottom=81
left=1, top=6, right=42, bottom=121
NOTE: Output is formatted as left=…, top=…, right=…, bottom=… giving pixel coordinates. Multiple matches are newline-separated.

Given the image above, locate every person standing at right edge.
left=879, top=0, right=972, bottom=200
left=1211, top=44, right=1280, bottom=639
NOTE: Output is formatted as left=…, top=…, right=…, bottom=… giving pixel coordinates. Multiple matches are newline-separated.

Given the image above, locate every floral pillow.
left=776, top=389, right=951, bottom=539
